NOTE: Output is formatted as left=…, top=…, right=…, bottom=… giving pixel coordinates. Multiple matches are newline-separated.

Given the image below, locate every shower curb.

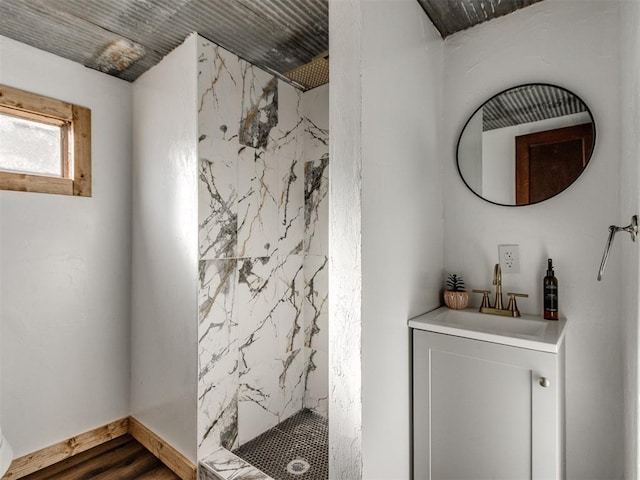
left=200, top=448, right=273, bottom=480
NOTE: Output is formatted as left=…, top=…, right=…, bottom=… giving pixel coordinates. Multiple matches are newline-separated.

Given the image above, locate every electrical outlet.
left=498, top=244, right=520, bottom=273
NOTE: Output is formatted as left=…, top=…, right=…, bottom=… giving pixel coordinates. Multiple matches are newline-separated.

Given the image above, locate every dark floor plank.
left=19, top=436, right=134, bottom=480
left=55, top=441, right=150, bottom=479
left=86, top=448, right=159, bottom=480
left=137, top=465, right=186, bottom=480
left=21, top=435, right=180, bottom=480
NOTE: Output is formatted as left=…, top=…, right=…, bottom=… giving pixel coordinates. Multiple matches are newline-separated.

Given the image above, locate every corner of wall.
left=328, top=0, right=364, bottom=478
left=130, top=33, right=199, bottom=462
left=619, top=1, right=640, bottom=476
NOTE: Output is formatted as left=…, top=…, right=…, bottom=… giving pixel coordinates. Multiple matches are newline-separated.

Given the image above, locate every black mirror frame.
left=455, top=82, right=597, bottom=207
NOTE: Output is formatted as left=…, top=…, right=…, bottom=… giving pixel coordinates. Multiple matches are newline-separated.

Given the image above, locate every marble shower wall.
left=301, top=84, right=329, bottom=417
left=197, top=37, right=329, bottom=458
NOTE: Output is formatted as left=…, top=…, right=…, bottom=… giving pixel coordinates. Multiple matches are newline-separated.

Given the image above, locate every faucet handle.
left=472, top=289, right=491, bottom=309
left=506, top=292, right=528, bottom=317
left=506, top=292, right=528, bottom=298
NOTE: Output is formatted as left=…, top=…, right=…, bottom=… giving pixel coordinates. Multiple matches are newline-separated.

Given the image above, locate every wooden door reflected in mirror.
left=515, top=123, right=594, bottom=205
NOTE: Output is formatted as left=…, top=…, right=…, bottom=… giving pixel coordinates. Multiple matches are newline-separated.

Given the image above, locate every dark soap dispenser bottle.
left=543, top=258, right=558, bottom=320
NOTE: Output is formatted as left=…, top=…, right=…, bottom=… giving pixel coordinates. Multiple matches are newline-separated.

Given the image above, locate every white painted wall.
left=328, top=0, right=363, bottom=477
left=330, top=1, right=442, bottom=477
left=443, top=1, right=623, bottom=477
left=131, top=36, right=198, bottom=462
left=620, top=0, right=640, bottom=476
left=0, top=35, right=132, bottom=457
left=360, top=1, right=443, bottom=478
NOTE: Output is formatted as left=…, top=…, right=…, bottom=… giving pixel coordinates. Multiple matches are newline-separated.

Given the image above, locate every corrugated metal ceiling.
left=0, top=0, right=329, bottom=88
left=0, top=0, right=543, bottom=88
left=416, top=0, right=544, bottom=38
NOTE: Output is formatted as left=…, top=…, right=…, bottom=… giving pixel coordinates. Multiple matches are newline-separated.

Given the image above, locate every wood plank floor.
left=21, top=435, right=180, bottom=480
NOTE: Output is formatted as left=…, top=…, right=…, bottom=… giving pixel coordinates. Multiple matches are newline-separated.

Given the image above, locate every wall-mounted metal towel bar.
left=597, top=215, right=638, bottom=281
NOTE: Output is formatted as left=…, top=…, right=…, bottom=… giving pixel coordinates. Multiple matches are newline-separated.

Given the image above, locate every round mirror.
left=456, top=84, right=595, bottom=206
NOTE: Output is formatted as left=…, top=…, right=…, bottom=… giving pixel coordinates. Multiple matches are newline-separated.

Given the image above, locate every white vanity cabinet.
left=410, top=308, right=567, bottom=480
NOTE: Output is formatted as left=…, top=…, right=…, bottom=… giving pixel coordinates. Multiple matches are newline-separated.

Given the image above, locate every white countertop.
left=408, top=306, right=568, bottom=353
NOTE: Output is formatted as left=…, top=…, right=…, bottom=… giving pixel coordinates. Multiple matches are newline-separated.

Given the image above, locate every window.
left=0, top=84, right=91, bottom=196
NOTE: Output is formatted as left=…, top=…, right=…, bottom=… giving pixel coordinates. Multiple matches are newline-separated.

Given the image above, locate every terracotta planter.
left=444, top=291, right=469, bottom=310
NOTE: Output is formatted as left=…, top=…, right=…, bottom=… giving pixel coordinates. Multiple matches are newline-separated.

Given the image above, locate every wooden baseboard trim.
left=128, top=417, right=196, bottom=480
left=2, top=417, right=196, bottom=480
left=2, top=417, right=129, bottom=479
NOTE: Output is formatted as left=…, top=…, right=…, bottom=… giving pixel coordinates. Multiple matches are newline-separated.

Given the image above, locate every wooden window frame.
left=0, top=84, right=91, bottom=197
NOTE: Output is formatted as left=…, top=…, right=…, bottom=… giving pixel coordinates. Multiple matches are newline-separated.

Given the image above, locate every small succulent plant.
left=446, top=273, right=466, bottom=292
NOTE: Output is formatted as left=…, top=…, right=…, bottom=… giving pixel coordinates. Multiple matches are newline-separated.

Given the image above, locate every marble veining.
left=304, top=119, right=329, bottom=163
left=236, top=255, right=306, bottom=443
left=302, top=84, right=329, bottom=165
left=304, top=157, right=329, bottom=256
left=198, top=41, right=242, bottom=146
left=303, top=256, right=328, bottom=350
left=237, top=149, right=279, bottom=258
left=303, top=348, right=329, bottom=417
left=199, top=260, right=239, bottom=453
left=237, top=256, right=279, bottom=370
left=200, top=447, right=273, bottom=480
left=278, top=255, right=305, bottom=354
left=239, top=64, right=278, bottom=149
left=238, top=347, right=306, bottom=444
left=267, top=81, right=304, bottom=161
left=198, top=39, right=242, bottom=260
left=300, top=85, right=330, bottom=419
left=278, top=155, right=304, bottom=257
left=197, top=37, right=329, bottom=460
left=199, top=157, right=238, bottom=260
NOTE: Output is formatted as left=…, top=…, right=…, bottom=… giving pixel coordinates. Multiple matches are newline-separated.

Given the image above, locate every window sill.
left=0, top=172, right=76, bottom=196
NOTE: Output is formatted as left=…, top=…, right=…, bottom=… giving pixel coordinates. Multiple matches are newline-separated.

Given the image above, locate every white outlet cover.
left=498, top=244, right=520, bottom=273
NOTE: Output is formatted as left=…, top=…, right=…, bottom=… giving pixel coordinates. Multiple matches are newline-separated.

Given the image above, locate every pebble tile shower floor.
left=232, top=409, right=328, bottom=480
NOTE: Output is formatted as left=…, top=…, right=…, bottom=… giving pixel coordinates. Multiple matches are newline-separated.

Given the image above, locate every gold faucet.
left=493, top=263, right=503, bottom=310
left=473, top=264, right=528, bottom=317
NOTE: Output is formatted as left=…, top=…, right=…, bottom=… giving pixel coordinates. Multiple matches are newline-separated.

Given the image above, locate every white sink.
left=444, top=309, right=548, bottom=336
left=408, top=307, right=567, bottom=353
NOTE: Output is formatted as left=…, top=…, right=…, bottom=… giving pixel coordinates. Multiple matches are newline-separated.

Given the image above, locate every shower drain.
left=286, top=459, right=310, bottom=475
